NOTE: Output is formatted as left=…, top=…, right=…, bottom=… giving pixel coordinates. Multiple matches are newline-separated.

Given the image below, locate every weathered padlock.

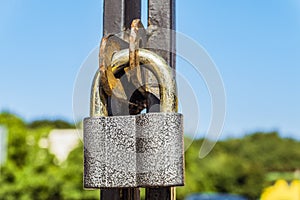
left=84, top=48, right=184, bottom=188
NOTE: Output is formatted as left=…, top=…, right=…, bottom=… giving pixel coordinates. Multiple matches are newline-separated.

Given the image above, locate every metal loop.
left=90, top=48, right=178, bottom=117
left=111, top=48, right=177, bottom=113
left=90, top=69, right=108, bottom=117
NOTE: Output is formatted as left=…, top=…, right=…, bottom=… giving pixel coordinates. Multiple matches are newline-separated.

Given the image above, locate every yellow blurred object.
left=261, top=179, right=300, bottom=200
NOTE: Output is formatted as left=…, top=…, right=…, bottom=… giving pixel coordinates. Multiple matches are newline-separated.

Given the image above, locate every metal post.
left=147, top=0, right=176, bottom=68
left=103, top=0, right=141, bottom=36
left=102, top=1, right=141, bottom=199
left=146, top=0, right=176, bottom=200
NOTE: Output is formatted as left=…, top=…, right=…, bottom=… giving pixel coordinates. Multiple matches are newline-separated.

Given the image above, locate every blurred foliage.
left=1, top=112, right=300, bottom=200
left=27, top=119, right=75, bottom=129
left=177, top=132, right=300, bottom=200
left=266, top=171, right=300, bottom=182
left=177, top=139, right=265, bottom=200
left=0, top=113, right=98, bottom=200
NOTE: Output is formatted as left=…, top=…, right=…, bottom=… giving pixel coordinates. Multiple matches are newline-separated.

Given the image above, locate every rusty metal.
left=111, top=48, right=177, bottom=113
left=92, top=0, right=177, bottom=199
left=126, top=19, right=149, bottom=114
left=127, top=19, right=147, bottom=87
left=99, top=35, right=128, bottom=97
left=91, top=33, right=130, bottom=117
left=92, top=48, right=178, bottom=116
left=100, top=20, right=152, bottom=116
left=92, top=47, right=178, bottom=115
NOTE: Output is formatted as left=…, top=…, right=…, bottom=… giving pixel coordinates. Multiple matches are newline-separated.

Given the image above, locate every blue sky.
left=0, top=0, right=299, bottom=139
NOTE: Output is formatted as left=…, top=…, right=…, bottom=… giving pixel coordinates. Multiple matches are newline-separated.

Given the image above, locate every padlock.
left=83, top=48, right=184, bottom=188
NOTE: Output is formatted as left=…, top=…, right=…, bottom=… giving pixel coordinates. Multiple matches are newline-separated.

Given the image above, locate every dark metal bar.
left=103, top=0, right=141, bottom=36
left=101, top=188, right=140, bottom=200
left=103, top=0, right=124, bottom=36
left=124, top=0, right=141, bottom=30
left=123, top=188, right=141, bottom=200
left=102, top=0, right=141, bottom=199
left=147, top=0, right=176, bottom=69
left=100, top=189, right=121, bottom=200
left=145, top=187, right=176, bottom=200
left=146, top=0, right=176, bottom=199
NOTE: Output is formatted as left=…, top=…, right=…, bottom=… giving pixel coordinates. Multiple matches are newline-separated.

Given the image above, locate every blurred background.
left=0, top=0, right=299, bottom=199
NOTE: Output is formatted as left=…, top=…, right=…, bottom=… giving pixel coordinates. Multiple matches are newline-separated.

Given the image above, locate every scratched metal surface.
left=84, top=113, right=184, bottom=188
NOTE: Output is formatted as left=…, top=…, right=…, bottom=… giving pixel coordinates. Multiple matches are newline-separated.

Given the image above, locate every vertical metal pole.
left=147, top=0, right=176, bottom=68
left=146, top=0, right=176, bottom=200
left=103, top=0, right=141, bottom=36
left=103, top=0, right=124, bottom=36
left=102, top=0, right=141, bottom=200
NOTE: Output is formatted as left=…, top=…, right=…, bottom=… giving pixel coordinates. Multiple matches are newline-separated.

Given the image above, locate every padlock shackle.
left=90, top=48, right=178, bottom=117
left=90, top=69, right=108, bottom=117
left=111, top=48, right=177, bottom=113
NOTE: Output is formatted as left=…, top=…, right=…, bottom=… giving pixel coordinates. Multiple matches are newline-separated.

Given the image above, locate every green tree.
left=0, top=112, right=97, bottom=199
left=27, top=119, right=75, bottom=129
left=177, top=138, right=265, bottom=200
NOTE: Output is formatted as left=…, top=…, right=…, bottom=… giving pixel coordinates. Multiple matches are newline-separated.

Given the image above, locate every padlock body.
left=136, top=113, right=184, bottom=187
left=84, top=116, right=137, bottom=188
left=84, top=113, right=184, bottom=188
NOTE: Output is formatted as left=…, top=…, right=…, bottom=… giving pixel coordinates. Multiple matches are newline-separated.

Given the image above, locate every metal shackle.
left=111, top=48, right=178, bottom=113
left=90, top=69, right=108, bottom=117
left=90, top=48, right=178, bottom=117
